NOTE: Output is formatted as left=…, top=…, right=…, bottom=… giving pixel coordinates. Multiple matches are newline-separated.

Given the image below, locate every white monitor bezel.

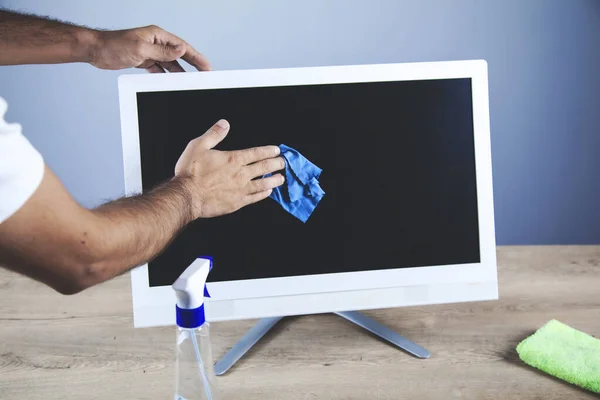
left=118, top=60, right=497, bottom=328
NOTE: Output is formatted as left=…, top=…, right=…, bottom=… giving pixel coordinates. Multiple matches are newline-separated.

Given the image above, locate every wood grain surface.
left=1, top=246, right=599, bottom=399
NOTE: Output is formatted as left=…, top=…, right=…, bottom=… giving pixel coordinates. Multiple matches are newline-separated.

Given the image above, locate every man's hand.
left=176, top=120, right=285, bottom=218
left=90, top=25, right=211, bottom=73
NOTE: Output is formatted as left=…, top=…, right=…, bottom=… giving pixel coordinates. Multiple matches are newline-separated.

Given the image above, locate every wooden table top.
left=1, top=246, right=599, bottom=399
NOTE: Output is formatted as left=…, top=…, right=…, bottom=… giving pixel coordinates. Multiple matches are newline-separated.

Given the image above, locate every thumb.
left=140, top=42, right=186, bottom=62
left=197, top=120, right=230, bottom=149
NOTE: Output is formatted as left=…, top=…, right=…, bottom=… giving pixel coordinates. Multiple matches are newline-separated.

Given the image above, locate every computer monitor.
left=118, top=60, right=497, bottom=328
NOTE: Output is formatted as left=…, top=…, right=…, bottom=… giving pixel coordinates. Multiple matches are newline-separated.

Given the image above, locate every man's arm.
left=0, top=9, right=210, bottom=72
left=0, top=166, right=194, bottom=294
left=0, top=9, right=96, bottom=66
left=0, top=120, right=285, bottom=294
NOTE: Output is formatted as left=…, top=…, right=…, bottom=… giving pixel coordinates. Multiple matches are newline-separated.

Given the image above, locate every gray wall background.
left=1, top=0, right=599, bottom=245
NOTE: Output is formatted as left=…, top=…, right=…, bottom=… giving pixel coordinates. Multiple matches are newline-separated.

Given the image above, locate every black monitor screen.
left=136, top=78, right=480, bottom=287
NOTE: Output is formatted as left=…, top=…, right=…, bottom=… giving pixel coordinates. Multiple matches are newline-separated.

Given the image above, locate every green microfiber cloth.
left=516, top=319, right=600, bottom=393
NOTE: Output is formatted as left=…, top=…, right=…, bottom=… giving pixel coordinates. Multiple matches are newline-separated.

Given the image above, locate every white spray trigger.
left=172, top=258, right=211, bottom=310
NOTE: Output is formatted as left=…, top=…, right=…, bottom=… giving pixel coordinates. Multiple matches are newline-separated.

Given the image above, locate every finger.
left=233, top=145, right=281, bottom=165
left=245, top=157, right=286, bottom=179
left=139, top=42, right=186, bottom=63
left=244, top=189, right=273, bottom=206
left=246, top=174, right=285, bottom=194
left=146, top=63, right=166, bottom=73
left=152, top=28, right=211, bottom=71
left=181, top=46, right=212, bottom=71
left=196, top=119, right=230, bottom=149
left=158, top=60, right=185, bottom=73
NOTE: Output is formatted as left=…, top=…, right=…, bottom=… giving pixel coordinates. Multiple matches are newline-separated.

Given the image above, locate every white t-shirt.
left=0, top=96, right=45, bottom=224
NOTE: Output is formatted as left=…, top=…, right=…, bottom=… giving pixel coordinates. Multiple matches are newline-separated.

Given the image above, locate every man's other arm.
left=0, top=9, right=210, bottom=72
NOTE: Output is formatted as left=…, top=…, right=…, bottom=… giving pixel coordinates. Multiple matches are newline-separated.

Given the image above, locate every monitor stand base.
left=213, top=310, right=430, bottom=376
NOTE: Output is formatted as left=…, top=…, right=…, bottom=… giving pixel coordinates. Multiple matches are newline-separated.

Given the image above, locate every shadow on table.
left=215, top=316, right=301, bottom=375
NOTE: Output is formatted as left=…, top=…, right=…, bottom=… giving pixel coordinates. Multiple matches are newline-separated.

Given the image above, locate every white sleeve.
left=0, top=96, right=45, bottom=224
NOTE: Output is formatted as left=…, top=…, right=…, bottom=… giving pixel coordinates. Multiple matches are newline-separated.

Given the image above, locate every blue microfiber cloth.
left=266, top=144, right=325, bottom=223
left=516, top=319, right=600, bottom=393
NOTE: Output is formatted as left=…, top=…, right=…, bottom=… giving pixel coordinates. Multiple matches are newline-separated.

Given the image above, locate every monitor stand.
left=214, top=310, right=430, bottom=375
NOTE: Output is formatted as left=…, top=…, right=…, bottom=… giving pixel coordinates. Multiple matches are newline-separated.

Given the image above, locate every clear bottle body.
left=174, top=323, right=218, bottom=400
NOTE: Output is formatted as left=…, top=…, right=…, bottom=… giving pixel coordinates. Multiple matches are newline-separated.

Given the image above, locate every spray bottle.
left=173, top=257, right=217, bottom=400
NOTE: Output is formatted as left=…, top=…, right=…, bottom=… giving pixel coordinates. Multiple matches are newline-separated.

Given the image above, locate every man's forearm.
left=0, top=167, right=195, bottom=294
left=86, top=177, right=195, bottom=285
left=0, top=9, right=98, bottom=65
